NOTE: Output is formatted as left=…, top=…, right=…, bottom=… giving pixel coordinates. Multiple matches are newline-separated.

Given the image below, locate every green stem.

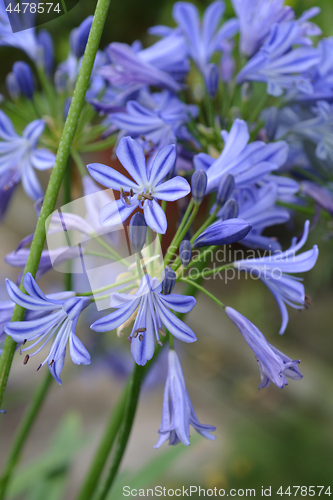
left=187, top=246, right=217, bottom=269
left=0, top=0, right=112, bottom=409
left=164, top=202, right=199, bottom=267
left=95, top=363, right=145, bottom=500
left=248, top=91, right=269, bottom=124
left=180, top=278, right=226, bottom=309
left=197, top=263, right=234, bottom=278
left=94, top=236, right=130, bottom=268
left=75, top=382, right=130, bottom=500
left=163, top=200, right=194, bottom=266
left=0, top=372, right=53, bottom=499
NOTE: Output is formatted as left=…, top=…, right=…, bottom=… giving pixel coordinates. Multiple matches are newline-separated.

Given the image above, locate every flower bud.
left=37, top=30, right=54, bottom=76
left=204, top=63, right=219, bottom=98
left=216, top=173, right=234, bottom=208
left=6, top=72, right=20, bottom=100
left=12, top=62, right=34, bottom=100
left=70, top=16, right=93, bottom=59
left=193, top=218, right=251, bottom=248
left=162, top=267, right=176, bottom=295
left=129, top=213, right=147, bottom=253
left=191, top=170, right=207, bottom=205
left=179, top=240, right=192, bottom=268
left=220, top=199, right=239, bottom=220
left=63, top=97, right=72, bottom=120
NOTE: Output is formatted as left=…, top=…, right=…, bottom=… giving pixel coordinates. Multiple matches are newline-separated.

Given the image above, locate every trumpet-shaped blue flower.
left=234, top=221, right=319, bottom=333
left=194, top=119, right=288, bottom=193
left=231, top=0, right=294, bottom=57
left=172, top=1, right=239, bottom=72
left=236, top=21, right=320, bottom=96
left=154, top=349, right=216, bottom=447
left=87, top=137, right=191, bottom=234
left=100, top=34, right=189, bottom=94
left=0, top=111, right=55, bottom=214
left=4, top=273, right=91, bottom=384
left=282, top=101, right=333, bottom=162
left=91, top=275, right=197, bottom=366
left=225, top=306, right=303, bottom=389
left=107, top=90, right=198, bottom=151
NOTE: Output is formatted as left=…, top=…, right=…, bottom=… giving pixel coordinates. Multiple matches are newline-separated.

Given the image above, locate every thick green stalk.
left=94, top=363, right=145, bottom=500
left=180, top=278, right=226, bottom=309
left=0, top=0, right=112, bottom=408
left=0, top=371, right=53, bottom=499
left=75, top=382, right=130, bottom=500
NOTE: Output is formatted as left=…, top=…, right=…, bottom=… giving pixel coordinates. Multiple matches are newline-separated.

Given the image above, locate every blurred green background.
left=0, top=0, right=333, bottom=499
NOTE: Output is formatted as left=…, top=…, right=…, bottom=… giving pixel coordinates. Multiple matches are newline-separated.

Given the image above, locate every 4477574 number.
left=277, top=486, right=331, bottom=496
left=5, top=3, right=61, bottom=14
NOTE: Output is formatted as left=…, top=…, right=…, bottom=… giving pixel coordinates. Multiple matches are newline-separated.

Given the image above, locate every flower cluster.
left=0, top=0, right=327, bottom=449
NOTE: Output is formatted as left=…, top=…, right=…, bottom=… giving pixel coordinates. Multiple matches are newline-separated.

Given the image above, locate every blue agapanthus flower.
left=225, top=306, right=303, bottom=389
left=106, top=90, right=198, bottom=152
left=236, top=21, right=321, bottom=96
left=234, top=221, right=319, bottom=334
left=171, top=1, right=239, bottom=73
left=194, top=119, right=288, bottom=193
left=0, top=111, right=55, bottom=216
left=280, top=101, right=333, bottom=162
left=91, top=275, right=197, bottom=366
left=235, top=182, right=291, bottom=251
left=4, top=273, right=91, bottom=384
left=154, top=349, right=216, bottom=447
left=231, top=0, right=294, bottom=57
left=100, top=33, right=189, bottom=94
left=87, top=136, right=191, bottom=234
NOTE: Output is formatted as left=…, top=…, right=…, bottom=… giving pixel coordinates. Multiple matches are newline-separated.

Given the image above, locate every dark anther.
left=49, top=359, right=54, bottom=367
left=137, top=327, right=146, bottom=333
left=36, top=364, right=42, bottom=371
left=127, top=336, right=132, bottom=343
left=158, top=327, right=166, bottom=337
left=157, top=340, right=163, bottom=347
left=132, top=330, right=139, bottom=338
left=139, top=334, right=144, bottom=341
left=23, top=339, right=27, bottom=345
left=130, top=189, right=134, bottom=197
left=23, top=354, right=29, bottom=365
left=305, top=294, right=312, bottom=308
left=142, top=193, right=153, bottom=201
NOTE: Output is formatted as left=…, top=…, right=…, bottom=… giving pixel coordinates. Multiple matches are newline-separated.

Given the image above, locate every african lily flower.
left=87, top=136, right=191, bottom=234
left=5, top=273, right=90, bottom=384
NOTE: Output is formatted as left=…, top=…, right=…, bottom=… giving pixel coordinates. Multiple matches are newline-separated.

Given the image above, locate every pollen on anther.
left=23, top=354, right=29, bottom=365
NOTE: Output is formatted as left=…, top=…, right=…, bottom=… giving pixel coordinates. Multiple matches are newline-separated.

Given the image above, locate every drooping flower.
left=154, top=349, right=216, bottom=447
left=5, top=273, right=91, bottom=384
left=225, top=306, right=303, bottom=389
left=236, top=21, right=321, bottom=96
left=106, top=90, right=198, bottom=152
left=0, top=111, right=55, bottom=216
left=87, top=136, right=191, bottom=234
left=91, top=274, right=197, bottom=366
left=194, top=119, right=288, bottom=193
left=233, top=220, right=319, bottom=333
